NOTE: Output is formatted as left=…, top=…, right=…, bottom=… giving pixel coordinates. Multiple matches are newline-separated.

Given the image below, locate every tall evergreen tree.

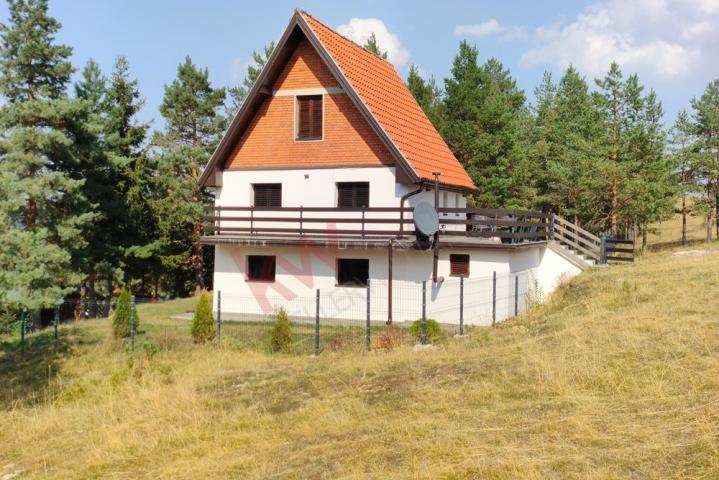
left=441, top=42, right=528, bottom=207
left=0, top=0, right=95, bottom=313
left=363, top=33, right=388, bottom=59
left=227, top=42, right=274, bottom=117
left=101, top=56, right=156, bottom=295
left=669, top=110, right=703, bottom=246
left=406, top=64, right=442, bottom=128
left=690, top=79, right=719, bottom=241
left=153, top=56, right=225, bottom=295
left=536, top=66, right=607, bottom=226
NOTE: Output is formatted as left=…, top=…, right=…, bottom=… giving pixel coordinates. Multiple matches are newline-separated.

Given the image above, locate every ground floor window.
left=337, top=258, right=369, bottom=286
left=247, top=255, right=276, bottom=281
left=450, top=254, right=470, bottom=277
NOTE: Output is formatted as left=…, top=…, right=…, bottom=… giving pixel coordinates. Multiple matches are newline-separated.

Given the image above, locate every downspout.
left=399, top=185, right=424, bottom=236
left=432, top=172, right=441, bottom=283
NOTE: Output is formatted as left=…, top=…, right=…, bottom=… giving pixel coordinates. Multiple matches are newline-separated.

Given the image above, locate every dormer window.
left=296, top=95, right=323, bottom=141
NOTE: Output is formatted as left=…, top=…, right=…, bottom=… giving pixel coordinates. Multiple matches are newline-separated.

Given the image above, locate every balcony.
left=201, top=205, right=550, bottom=249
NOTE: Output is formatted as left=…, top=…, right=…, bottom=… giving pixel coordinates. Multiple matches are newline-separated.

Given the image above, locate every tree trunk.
left=641, top=228, right=648, bottom=255
left=194, top=224, right=205, bottom=294
left=681, top=193, right=687, bottom=247
left=88, top=272, right=97, bottom=319
left=107, top=279, right=114, bottom=317
left=707, top=182, right=714, bottom=243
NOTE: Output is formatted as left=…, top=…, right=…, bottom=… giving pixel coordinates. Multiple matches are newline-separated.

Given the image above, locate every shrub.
left=191, top=290, right=215, bottom=343
left=112, top=289, right=139, bottom=338
left=270, top=307, right=293, bottom=353
left=409, top=318, right=442, bottom=343
left=372, top=327, right=403, bottom=351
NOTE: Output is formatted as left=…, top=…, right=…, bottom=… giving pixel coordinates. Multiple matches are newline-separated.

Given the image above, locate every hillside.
left=2, top=246, right=719, bottom=479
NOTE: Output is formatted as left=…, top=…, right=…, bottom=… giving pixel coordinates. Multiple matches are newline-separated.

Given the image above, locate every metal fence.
left=212, top=269, right=534, bottom=355
left=3, top=270, right=535, bottom=355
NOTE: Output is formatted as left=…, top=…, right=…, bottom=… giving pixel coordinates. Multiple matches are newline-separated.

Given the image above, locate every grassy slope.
left=2, top=246, right=719, bottom=478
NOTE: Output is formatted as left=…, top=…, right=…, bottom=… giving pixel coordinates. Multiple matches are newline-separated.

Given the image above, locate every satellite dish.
left=413, top=202, right=439, bottom=250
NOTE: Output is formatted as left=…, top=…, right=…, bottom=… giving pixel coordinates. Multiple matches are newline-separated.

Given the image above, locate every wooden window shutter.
left=449, top=254, right=470, bottom=277
left=253, top=184, right=281, bottom=207
left=337, top=182, right=369, bottom=208
left=297, top=95, right=322, bottom=140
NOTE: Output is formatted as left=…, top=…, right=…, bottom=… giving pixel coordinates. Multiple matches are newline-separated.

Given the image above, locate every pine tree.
left=100, top=56, right=157, bottom=295
left=690, top=79, right=719, bottom=241
left=406, top=64, right=442, bottom=128
left=441, top=42, right=528, bottom=207
left=153, top=56, right=226, bottom=296
left=669, top=110, right=703, bottom=246
left=536, top=66, right=607, bottom=226
left=0, top=0, right=95, bottom=313
left=363, top=33, right=388, bottom=59
left=227, top=42, right=274, bottom=117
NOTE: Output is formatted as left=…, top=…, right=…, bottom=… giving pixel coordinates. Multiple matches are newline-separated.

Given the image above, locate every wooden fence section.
left=551, top=215, right=601, bottom=263
left=203, top=205, right=550, bottom=244
left=601, top=237, right=636, bottom=263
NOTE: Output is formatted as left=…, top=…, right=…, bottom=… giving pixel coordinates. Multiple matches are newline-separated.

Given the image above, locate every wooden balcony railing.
left=202, top=205, right=550, bottom=244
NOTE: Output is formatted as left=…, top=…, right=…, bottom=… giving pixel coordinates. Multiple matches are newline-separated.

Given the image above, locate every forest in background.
left=1, top=0, right=717, bottom=318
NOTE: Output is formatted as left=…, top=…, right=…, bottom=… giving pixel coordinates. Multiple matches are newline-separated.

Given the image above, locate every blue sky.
left=2, top=0, right=717, bottom=129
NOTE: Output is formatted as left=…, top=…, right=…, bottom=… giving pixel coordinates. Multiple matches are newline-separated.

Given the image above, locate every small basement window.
left=296, top=95, right=323, bottom=141
left=337, top=258, right=369, bottom=286
left=253, top=183, right=281, bottom=207
left=449, top=254, right=470, bottom=277
left=337, top=182, right=369, bottom=208
left=247, top=255, right=276, bottom=282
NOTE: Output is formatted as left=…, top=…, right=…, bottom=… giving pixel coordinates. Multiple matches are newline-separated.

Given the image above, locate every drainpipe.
left=399, top=185, right=424, bottom=236
left=432, top=172, right=441, bottom=283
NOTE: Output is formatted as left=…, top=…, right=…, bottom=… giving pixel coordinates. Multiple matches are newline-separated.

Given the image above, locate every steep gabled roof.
left=199, top=10, right=476, bottom=191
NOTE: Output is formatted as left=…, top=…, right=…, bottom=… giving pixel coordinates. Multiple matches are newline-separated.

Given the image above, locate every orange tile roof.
left=300, top=11, right=476, bottom=190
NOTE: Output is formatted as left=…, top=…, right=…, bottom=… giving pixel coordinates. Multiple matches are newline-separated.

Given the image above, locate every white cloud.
left=336, top=18, right=411, bottom=68
left=454, top=19, right=528, bottom=40
left=519, top=0, right=718, bottom=80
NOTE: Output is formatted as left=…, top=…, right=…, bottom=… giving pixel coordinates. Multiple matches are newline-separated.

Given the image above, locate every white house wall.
left=215, top=166, right=467, bottom=233
left=212, top=242, right=578, bottom=327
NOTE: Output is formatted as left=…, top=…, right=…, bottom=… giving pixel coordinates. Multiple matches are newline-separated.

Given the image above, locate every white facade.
left=210, top=165, right=583, bottom=327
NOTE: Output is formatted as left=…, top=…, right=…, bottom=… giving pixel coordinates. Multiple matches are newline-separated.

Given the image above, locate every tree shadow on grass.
left=0, top=324, right=102, bottom=409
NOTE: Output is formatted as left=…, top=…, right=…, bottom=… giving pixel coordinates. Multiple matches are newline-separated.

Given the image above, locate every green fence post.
left=421, top=280, right=427, bottom=345
left=314, top=289, right=320, bottom=356
left=492, top=271, right=497, bottom=326
left=459, top=275, right=464, bottom=336
left=216, top=291, right=222, bottom=348
left=130, top=295, right=136, bottom=351
left=365, top=281, right=371, bottom=351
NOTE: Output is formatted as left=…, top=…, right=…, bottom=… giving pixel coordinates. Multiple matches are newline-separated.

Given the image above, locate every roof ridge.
left=298, top=10, right=396, bottom=68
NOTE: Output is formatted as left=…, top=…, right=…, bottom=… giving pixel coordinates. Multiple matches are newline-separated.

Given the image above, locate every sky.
left=2, top=0, right=717, bottom=130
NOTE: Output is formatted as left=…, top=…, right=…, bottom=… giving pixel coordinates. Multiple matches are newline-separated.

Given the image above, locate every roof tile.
left=300, top=11, right=476, bottom=190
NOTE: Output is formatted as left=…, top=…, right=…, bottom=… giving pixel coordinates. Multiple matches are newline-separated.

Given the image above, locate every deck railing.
left=203, top=205, right=550, bottom=244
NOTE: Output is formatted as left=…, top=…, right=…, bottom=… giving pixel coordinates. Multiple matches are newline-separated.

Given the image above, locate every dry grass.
left=648, top=202, right=710, bottom=250
left=2, top=247, right=719, bottom=479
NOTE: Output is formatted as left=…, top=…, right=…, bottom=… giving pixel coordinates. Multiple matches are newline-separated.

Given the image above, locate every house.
left=199, top=10, right=587, bottom=326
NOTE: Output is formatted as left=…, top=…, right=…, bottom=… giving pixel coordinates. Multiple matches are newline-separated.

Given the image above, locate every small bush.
left=112, top=289, right=139, bottom=338
left=191, top=290, right=215, bottom=343
left=409, top=318, right=442, bottom=343
left=270, top=307, right=293, bottom=353
left=372, top=327, right=403, bottom=351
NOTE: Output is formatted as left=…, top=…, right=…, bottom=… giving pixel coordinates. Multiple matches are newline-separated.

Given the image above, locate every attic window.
left=296, top=95, right=323, bottom=141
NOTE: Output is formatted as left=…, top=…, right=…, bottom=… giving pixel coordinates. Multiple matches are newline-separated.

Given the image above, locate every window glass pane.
left=337, top=259, right=369, bottom=286
left=248, top=255, right=276, bottom=281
